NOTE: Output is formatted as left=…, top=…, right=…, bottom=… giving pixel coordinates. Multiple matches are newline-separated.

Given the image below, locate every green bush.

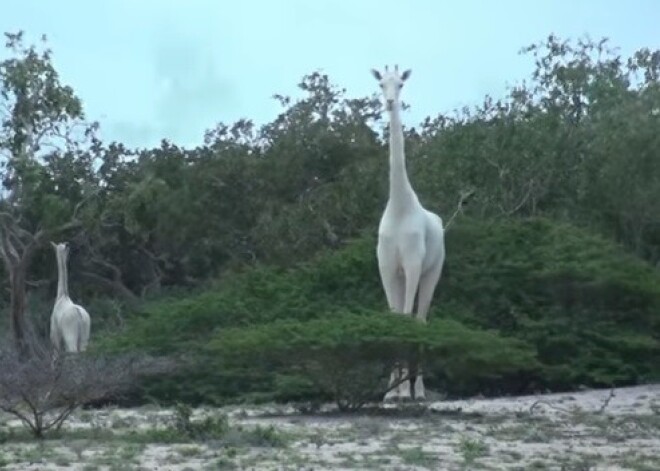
left=98, top=217, right=660, bottom=404
left=205, top=311, right=538, bottom=410
left=442, top=217, right=660, bottom=389
left=98, top=235, right=382, bottom=355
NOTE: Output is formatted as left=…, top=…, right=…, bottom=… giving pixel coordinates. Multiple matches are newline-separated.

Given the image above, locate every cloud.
left=150, top=28, right=237, bottom=146
left=107, top=20, right=238, bottom=149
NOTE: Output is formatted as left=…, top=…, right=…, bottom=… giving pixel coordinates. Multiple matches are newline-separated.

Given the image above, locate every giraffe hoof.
left=383, top=392, right=399, bottom=403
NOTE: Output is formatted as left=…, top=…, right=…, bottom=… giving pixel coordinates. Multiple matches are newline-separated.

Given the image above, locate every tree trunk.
left=9, top=261, right=30, bottom=356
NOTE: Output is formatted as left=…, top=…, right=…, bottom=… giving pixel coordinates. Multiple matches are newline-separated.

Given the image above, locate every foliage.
left=1, top=31, right=659, bottom=407
left=206, top=312, right=538, bottom=410
left=98, top=235, right=382, bottom=354
left=442, top=217, right=660, bottom=389
left=410, top=35, right=660, bottom=263
left=172, top=402, right=229, bottom=440
left=169, top=402, right=286, bottom=447
left=101, top=216, right=660, bottom=404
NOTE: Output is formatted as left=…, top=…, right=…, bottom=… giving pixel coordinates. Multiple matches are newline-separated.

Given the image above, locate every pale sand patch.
left=427, top=383, right=659, bottom=417
left=0, top=384, right=657, bottom=470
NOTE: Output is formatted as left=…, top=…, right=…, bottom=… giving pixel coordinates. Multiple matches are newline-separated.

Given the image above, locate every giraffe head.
left=371, top=65, right=411, bottom=111
left=50, top=241, right=69, bottom=261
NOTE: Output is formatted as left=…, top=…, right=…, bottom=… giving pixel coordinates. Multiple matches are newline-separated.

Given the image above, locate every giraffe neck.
left=388, top=105, right=416, bottom=209
left=56, top=251, right=69, bottom=299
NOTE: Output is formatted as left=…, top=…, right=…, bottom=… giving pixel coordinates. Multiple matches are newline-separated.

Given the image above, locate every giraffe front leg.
left=397, top=365, right=411, bottom=400
left=413, top=375, right=426, bottom=401
left=411, top=260, right=444, bottom=402
left=384, top=363, right=412, bottom=402
left=384, top=366, right=402, bottom=402
left=377, top=248, right=408, bottom=402
left=394, top=248, right=423, bottom=402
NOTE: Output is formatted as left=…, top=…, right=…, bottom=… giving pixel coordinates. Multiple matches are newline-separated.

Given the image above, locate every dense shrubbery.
left=99, top=217, right=660, bottom=405
left=99, top=235, right=381, bottom=353
left=443, top=218, right=660, bottom=388
left=1, top=32, right=659, bottom=408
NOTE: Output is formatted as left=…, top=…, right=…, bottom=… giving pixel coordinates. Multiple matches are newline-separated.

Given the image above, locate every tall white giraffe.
left=50, top=242, right=90, bottom=353
left=371, top=65, right=445, bottom=401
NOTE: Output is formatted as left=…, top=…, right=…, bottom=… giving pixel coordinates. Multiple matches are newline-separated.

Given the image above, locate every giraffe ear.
left=371, top=69, right=382, bottom=80
left=401, top=69, right=412, bottom=81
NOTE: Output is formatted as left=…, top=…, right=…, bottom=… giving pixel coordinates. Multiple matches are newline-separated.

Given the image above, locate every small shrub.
left=168, top=404, right=286, bottom=448
left=242, top=425, right=287, bottom=447
left=0, top=337, right=171, bottom=439
left=220, top=424, right=288, bottom=448
left=458, top=437, right=489, bottom=465
left=173, top=402, right=194, bottom=435
left=172, top=403, right=229, bottom=440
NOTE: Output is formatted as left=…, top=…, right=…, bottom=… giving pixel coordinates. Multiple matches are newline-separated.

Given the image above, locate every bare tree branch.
left=529, top=398, right=571, bottom=415
left=0, top=336, right=176, bottom=438
left=596, top=388, right=616, bottom=414
left=0, top=220, right=20, bottom=267
left=445, top=188, right=476, bottom=231
left=498, top=178, right=534, bottom=217
left=26, top=278, right=50, bottom=289
left=0, top=211, right=30, bottom=238
left=75, top=230, right=140, bottom=304
left=81, top=270, right=138, bottom=306
left=483, top=155, right=508, bottom=179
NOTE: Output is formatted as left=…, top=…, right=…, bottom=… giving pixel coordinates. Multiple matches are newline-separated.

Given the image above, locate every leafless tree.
left=0, top=335, right=174, bottom=438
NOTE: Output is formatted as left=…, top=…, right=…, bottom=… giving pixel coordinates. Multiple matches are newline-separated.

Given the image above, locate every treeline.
left=1, top=32, right=659, bottom=405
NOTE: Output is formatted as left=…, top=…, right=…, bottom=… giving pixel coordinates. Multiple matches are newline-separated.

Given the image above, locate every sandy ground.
left=0, top=384, right=658, bottom=470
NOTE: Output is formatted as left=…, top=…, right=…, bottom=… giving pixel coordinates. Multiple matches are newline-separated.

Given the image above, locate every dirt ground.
left=0, top=384, right=658, bottom=470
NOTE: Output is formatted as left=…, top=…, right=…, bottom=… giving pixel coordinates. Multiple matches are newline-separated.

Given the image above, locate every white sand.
left=0, top=383, right=657, bottom=470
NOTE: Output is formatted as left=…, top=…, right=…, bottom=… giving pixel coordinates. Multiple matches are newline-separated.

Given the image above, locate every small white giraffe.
left=50, top=242, right=90, bottom=353
left=371, top=65, right=446, bottom=401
